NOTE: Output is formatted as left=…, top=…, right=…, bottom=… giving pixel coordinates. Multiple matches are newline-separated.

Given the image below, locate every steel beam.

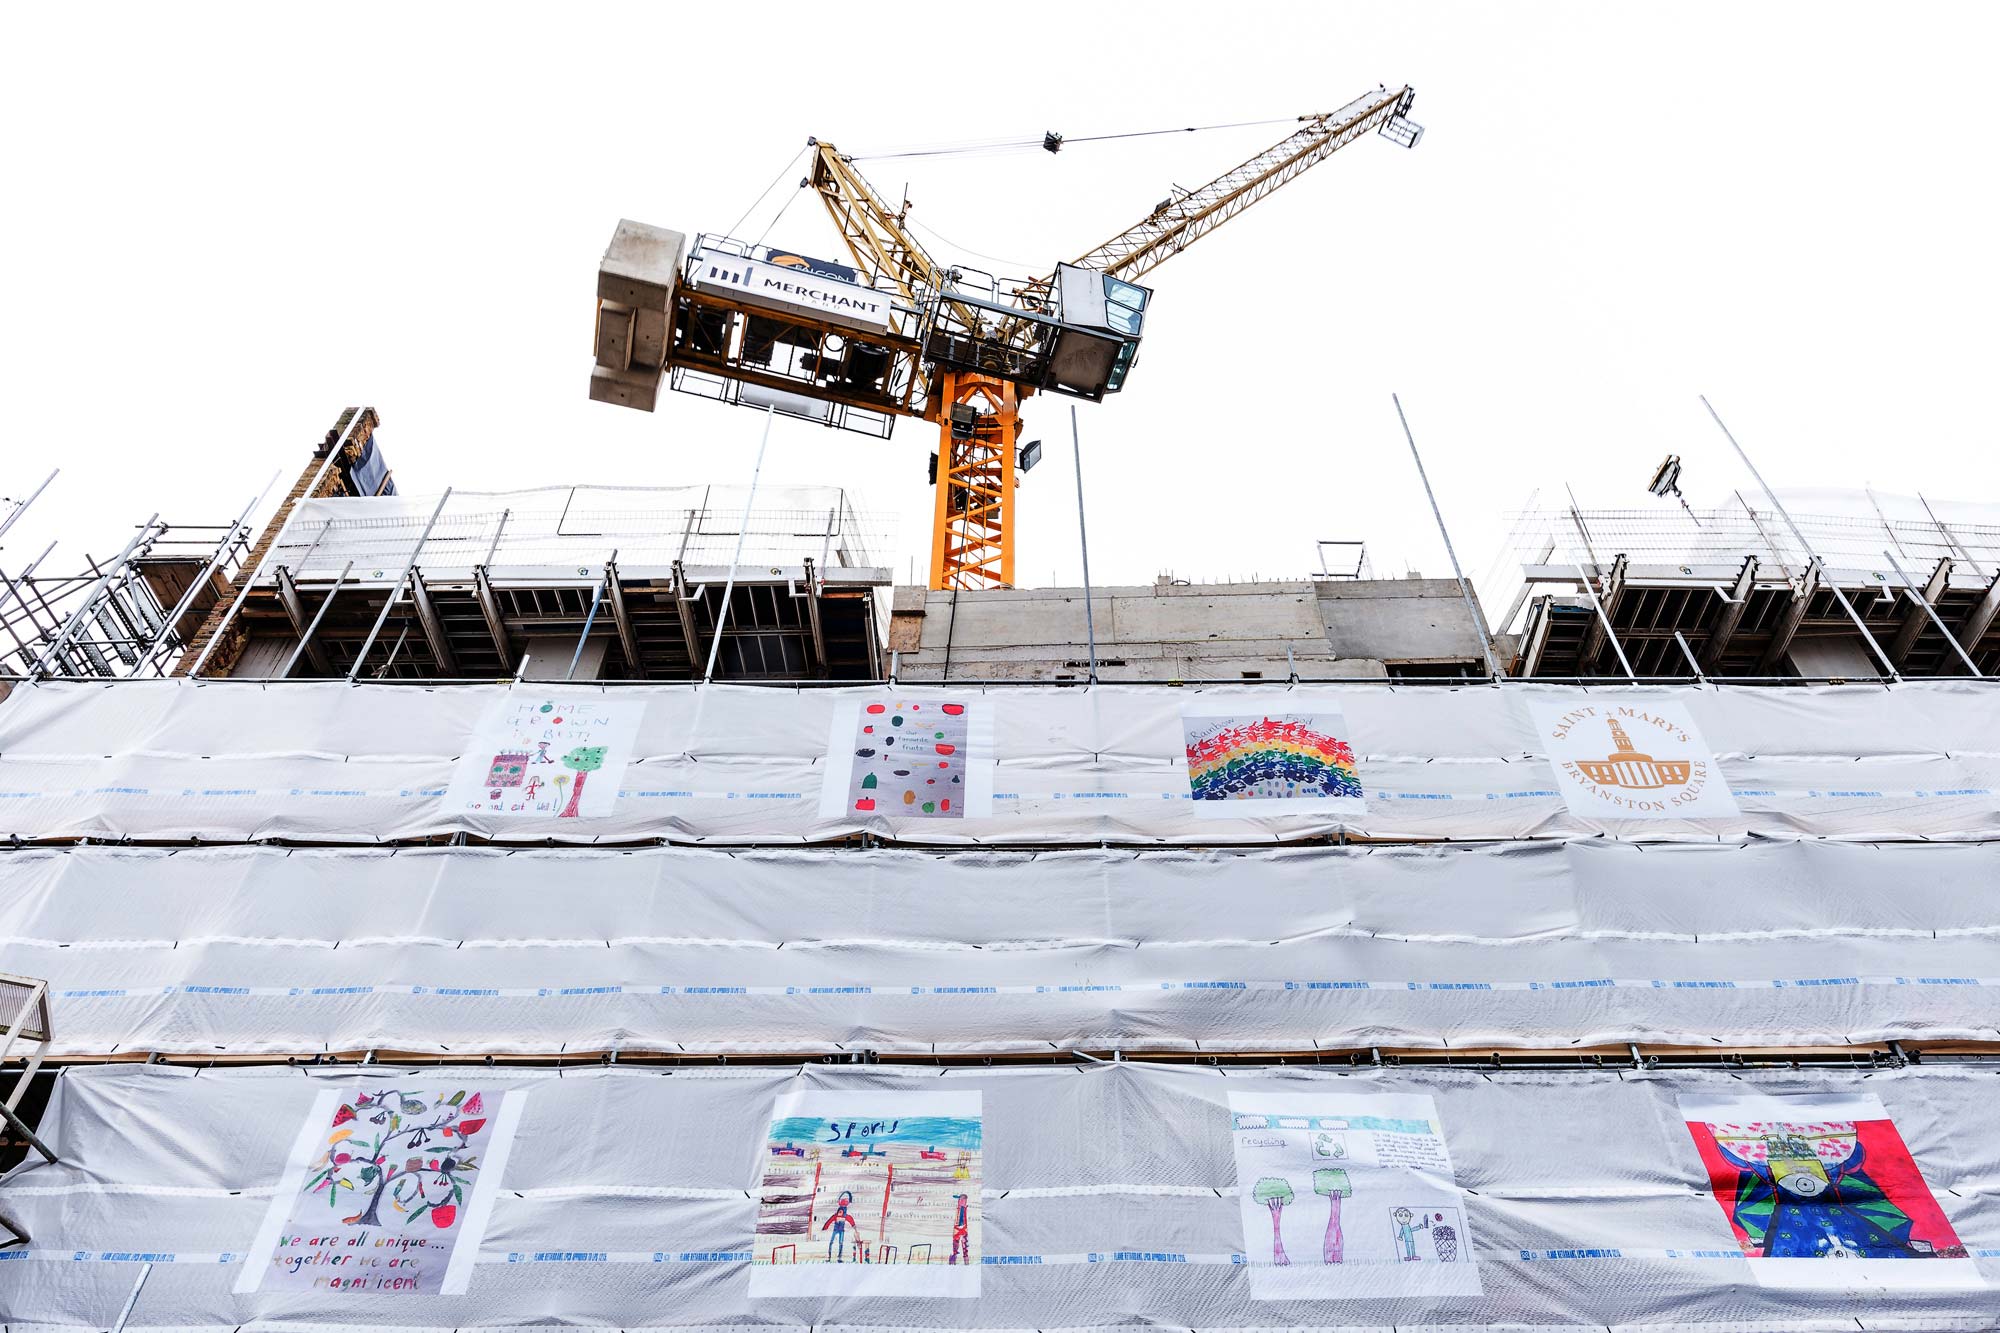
left=1956, top=568, right=2000, bottom=666
left=277, top=561, right=353, bottom=680
left=801, top=558, right=827, bottom=678
left=473, top=567, right=512, bottom=667
left=1888, top=556, right=1951, bottom=668
left=1699, top=556, right=1758, bottom=672
left=408, top=569, right=460, bottom=677
left=1571, top=561, right=1636, bottom=681
left=605, top=560, right=643, bottom=676
left=1576, top=554, right=1628, bottom=673
left=1756, top=563, right=1819, bottom=675
left=672, top=560, right=704, bottom=678
left=347, top=489, right=452, bottom=683
left=272, top=566, right=331, bottom=674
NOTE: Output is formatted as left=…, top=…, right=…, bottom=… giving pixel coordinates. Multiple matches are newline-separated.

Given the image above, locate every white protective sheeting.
left=4, top=1061, right=2000, bottom=1330
left=4, top=840, right=1999, bottom=1056
left=2, top=679, right=1999, bottom=844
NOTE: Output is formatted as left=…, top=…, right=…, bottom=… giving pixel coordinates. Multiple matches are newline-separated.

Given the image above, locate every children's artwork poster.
left=443, top=695, right=646, bottom=819
left=750, top=1089, right=982, bottom=1297
left=1182, top=705, right=1365, bottom=816
left=1530, top=699, right=1738, bottom=820
left=817, top=698, right=993, bottom=821
left=1680, top=1092, right=1980, bottom=1290
left=235, top=1086, right=525, bottom=1295
left=1227, top=1091, right=1479, bottom=1300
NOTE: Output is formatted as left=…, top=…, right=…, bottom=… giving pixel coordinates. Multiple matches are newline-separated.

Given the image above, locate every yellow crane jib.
left=587, top=86, right=1421, bottom=590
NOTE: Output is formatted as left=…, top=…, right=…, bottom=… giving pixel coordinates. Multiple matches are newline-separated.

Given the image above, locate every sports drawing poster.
left=1531, top=699, right=1738, bottom=820
left=1680, top=1092, right=1980, bottom=1291
left=750, top=1089, right=981, bottom=1297
left=236, top=1086, right=525, bottom=1295
left=443, top=695, right=645, bottom=819
left=1182, top=705, right=1365, bottom=816
left=817, top=698, right=993, bottom=821
left=1227, top=1091, right=1479, bottom=1300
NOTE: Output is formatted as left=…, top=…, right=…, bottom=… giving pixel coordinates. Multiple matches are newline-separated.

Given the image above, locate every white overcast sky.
left=4, top=2, right=1997, bottom=604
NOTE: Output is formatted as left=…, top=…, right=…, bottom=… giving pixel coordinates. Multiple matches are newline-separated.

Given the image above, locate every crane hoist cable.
left=903, top=217, right=1037, bottom=274
left=846, top=113, right=1317, bottom=162
left=726, top=144, right=810, bottom=240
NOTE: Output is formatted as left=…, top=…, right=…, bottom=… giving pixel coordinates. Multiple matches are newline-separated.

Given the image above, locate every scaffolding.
left=0, top=471, right=267, bottom=682
left=1495, top=491, right=2000, bottom=680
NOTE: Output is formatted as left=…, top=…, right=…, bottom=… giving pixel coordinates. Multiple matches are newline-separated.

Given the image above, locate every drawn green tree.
left=558, top=745, right=607, bottom=818
left=1253, top=1177, right=1294, bottom=1266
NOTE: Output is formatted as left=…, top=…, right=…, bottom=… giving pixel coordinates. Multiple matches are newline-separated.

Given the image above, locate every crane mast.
left=589, top=86, right=1422, bottom=593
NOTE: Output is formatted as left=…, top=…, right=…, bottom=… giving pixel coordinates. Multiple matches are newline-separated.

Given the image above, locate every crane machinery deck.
left=588, top=86, right=1423, bottom=591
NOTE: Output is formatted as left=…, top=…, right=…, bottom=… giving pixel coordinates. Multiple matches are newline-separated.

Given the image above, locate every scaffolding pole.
left=346, top=489, right=454, bottom=683
left=1393, top=395, right=1501, bottom=678
left=1701, top=397, right=1899, bottom=681
left=27, top=515, right=161, bottom=679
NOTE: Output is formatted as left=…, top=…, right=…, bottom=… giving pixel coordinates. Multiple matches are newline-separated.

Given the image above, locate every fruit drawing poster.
left=1227, top=1091, right=1479, bottom=1300
left=1680, top=1092, right=1979, bottom=1290
left=818, top=697, right=993, bottom=821
left=1182, top=705, right=1365, bottom=816
left=236, top=1086, right=525, bottom=1295
left=750, top=1089, right=981, bottom=1297
left=443, top=694, right=646, bottom=819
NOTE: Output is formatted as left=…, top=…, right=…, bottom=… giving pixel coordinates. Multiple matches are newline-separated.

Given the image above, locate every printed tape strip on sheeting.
left=50, top=974, right=2000, bottom=1002
left=5, top=784, right=1994, bottom=804
left=14, top=1247, right=2000, bottom=1267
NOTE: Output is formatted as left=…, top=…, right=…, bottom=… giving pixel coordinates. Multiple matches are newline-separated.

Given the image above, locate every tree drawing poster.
left=1680, top=1092, right=1980, bottom=1290
left=817, top=698, right=993, bottom=821
left=1227, top=1091, right=1479, bottom=1300
left=443, top=694, right=645, bottom=819
left=749, top=1089, right=981, bottom=1297
left=1182, top=705, right=1365, bottom=816
left=236, top=1086, right=525, bottom=1295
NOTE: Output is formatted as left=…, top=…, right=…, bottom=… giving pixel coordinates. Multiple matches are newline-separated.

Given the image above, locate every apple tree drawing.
left=303, top=1089, right=490, bottom=1231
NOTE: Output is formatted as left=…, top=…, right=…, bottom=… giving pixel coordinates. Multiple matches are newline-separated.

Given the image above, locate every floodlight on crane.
left=588, top=85, right=1424, bottom=590
left=1647, top=453, right=1703, bottom=527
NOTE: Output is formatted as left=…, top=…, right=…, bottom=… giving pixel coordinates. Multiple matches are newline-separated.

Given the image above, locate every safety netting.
left=2, top=839, right=1998, bottom=1056
left=4, top=1061, right=1999, bottom=1330
left=1, top=679, right=1997, bottom=844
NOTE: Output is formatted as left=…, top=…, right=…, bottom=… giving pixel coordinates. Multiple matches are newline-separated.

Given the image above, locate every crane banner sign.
left=692, top=249, right=893, bottom=333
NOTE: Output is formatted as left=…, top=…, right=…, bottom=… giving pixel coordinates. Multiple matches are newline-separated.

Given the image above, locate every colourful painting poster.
left=1182, top=706, right=1365, bottom=816
left=750, top=1089, right=981, bottom=1297
left=1227, top=1091, right=1479, bottom=1300
left=1680, top=1092, right=1980, bottom=1290
left=236, top=1086, right=525, bottom=1295
left=1531, top=699, right=1738, bottom=819
left=443, top=695, right=645, bottom=819
left=817, top=698, right=993, bottom=821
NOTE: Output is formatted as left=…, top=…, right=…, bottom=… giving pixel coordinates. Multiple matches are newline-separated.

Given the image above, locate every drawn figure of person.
left=822, top=1190, right=857, bottom=1262
left=530, top=741, right=555, bottom=764
left=949, top=1193, right=970, bottom=1264
left=1391, top=1206, right=1430, bottom=1262
left=1714, top=1130, right=1924, bottom=1259
left=1431, top=1215, right=1459, bottom=1262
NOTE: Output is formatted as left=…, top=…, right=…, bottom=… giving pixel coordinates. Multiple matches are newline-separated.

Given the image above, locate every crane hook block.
left=1042, top=131, right=1063, bottom=154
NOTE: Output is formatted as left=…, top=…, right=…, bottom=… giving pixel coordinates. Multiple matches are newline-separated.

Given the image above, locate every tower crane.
left=589, top=85, right=1422, bottom=590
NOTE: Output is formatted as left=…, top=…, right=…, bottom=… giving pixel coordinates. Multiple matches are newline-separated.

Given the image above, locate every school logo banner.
left=1531, top=699, right=1737, bottom=819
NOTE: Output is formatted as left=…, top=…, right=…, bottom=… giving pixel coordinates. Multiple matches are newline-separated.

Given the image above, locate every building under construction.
left=6, top=90, right=2000, bottom=1333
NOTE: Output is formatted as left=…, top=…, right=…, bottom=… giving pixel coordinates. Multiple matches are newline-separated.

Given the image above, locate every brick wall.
left=171, top=406, right=378, bottom=677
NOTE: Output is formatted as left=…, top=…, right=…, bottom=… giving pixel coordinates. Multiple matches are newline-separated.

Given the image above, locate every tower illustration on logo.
left=1573, top=717, right=1690, bottom=790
